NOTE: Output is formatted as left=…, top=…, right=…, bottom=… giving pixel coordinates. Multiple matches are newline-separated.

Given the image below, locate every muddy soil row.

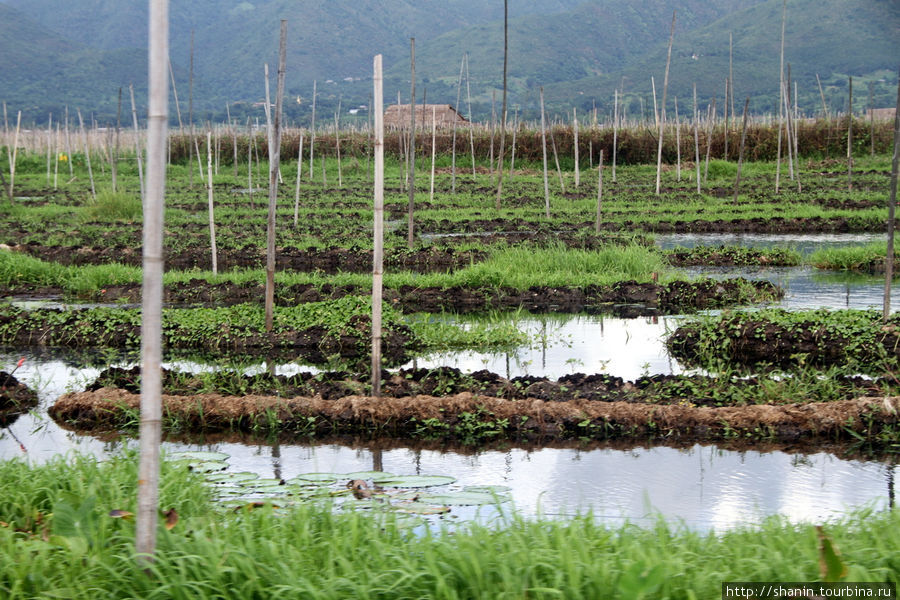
left=10, top=244, right=486, bottom=273
left=4, top=279, right=782, bottom=316
left=88, top=365, right=891, bottom=408
left=50, top=387, right=900, bottom=445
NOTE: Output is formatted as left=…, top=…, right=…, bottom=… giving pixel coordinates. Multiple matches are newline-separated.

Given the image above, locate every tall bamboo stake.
left=595, top=150, right=603, bottom=234
left=732, top=97, right=750, bottom=204
left=206, top=131, right=217, bottom=274
left=847, top=76, right=854, bottom=191
left=693, top=84, right=701, bottom=194
left=869, top=82, right=876, bottom=157
left=704, top=98, right=715, bottom=182
left=429, top=106, right=436, bottom=203
left=46, top=114, right=53, bottom=186
left=54, top=123, right=60, bottom=190
left=612, top=89, right=618, bottom=183
left=371, top=54, right=385, bottom=397
left=407, top=37, right=416, bottom=249
left=573, top=108, right=580, bottom=188
left=509, top=106, right=518, bottom=177
left=655, top=10, right=676, bottom=196
left=265, top=20, right=288, bottom=334
left=781, top=78, right=801, bottom=191
left=113, top=88, right=122, bottom=192
left=335, top=101, right=342, bottom=188
left=816, top=74, right=829, bottom=118
left=549, top=122, right=565, bottom=193
left=540, top=87, right=550, bottom=219
left=129, top=86, right=145, bottom=201
left=227, top=103, right=238, bottom=177
left=309, top=80, right=317, bottom=179
left=7, top=111, right=20, bottom=200
left=775, top=0, right=787, bottom=193
left=674, top=97, right=681, bottom=181
left=451, top=54, right=465, bottom=194
left=723, top=77, right=729, bottom=159
left=137, top=0, right=168, bottom=561
left=883, top=69, right=900, bottom=322
left=494, top=0, right=509, bottom=207
left=64, top=106, right=74, bottom=178
left=77, top=109, right=96, bottom=198
left=464, top=53, right=476, bottom=178
left=294, top=132, right=303, bottom=227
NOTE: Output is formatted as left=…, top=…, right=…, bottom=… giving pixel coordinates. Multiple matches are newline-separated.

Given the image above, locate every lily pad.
left=168, top=451, right=229, bottom=463
left=416, top=491, right=511, bottom=506
left=394, top=502, right=452, bottom=515
left=292, top=472, right=341, bottom=484
left=371, top=474, right=456, bottom=488
left=344, top=471, right=395, bottom=480
left=463, top=485, right=512, bottom=494
left=186, top=460, right=228, bottom=473
left=206, top=471, right=260, bottom=484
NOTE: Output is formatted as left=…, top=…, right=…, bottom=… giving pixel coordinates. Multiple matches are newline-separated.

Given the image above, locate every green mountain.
left=0, top=0, right=896, bottom=125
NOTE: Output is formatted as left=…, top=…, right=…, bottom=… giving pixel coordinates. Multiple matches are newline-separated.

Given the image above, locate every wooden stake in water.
left=372, top=54, right=385, bottom=397
left=595, top=150, right=604, bottom=234
left=137, top=0, right=168, bottom=562
left=265, top=20, right=288, bottom=334
left=407, top=37, right=416, bottom=250
left=883, top=69, right=900, bottom=322
left=732, top=97, right=750, bottom=204
left=77, top=109, right=96, bottom=199
left=206, top=131, right=217, bottom=274
left=540, top=87, right=550, bottom=219
left=294, top=131, right=304, bottom=227
left=655, top=10, right=676, bottom=196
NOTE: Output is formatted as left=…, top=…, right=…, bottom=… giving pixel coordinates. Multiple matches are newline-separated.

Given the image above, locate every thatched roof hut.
left=384, top=104, right=468, bottom=128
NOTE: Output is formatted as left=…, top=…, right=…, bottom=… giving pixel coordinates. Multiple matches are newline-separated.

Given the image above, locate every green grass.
left=0, top=452, right=897, bottom=599
left=810, top=243, right=889, bottom=271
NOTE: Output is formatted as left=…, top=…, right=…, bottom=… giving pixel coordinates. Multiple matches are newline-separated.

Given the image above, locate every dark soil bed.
left=50, top=387, right=900, bottom=445
left=0, top=371, right=38, bottom=428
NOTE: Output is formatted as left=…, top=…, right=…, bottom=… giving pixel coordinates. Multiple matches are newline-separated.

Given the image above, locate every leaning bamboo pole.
left=451, top=54, right=464, bottom=194
left=206, top=131, right=217, bottom=275
left=7, top=111, right=20, bottom=201
left=265, top=20, right=288, bottom=334
left=883, top=70, right=900, bottom=322
left=732, top=97, right=750, bottom=204
left=540, top=87, right=550, bottom=219
left=371, top=54, right=385, bottom=397
left=137, top=0, right=168, bottom=562
left=464, top=53, right=476, bottom=178
left=77, top=109, right=96, bottom=199
left=129, top=85, right=145, bottom=201
left=655, top=10, right=676, bottom=196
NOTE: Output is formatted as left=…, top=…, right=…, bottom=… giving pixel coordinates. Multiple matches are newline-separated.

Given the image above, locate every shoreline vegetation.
left=0, top=453, right=897, bottom=599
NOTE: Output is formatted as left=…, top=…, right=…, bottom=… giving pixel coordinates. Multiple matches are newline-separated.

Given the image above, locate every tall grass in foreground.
left=1, top=454, right=897, bottom=599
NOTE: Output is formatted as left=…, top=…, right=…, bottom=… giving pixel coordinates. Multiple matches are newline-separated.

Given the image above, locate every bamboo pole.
left=129, top=86, right=145, bottom=201
left=7, top=111, right=20, bottom=201
left=883, top=69, right=900, bottom=322
left=372, top=54, right=385, bottom=397
left=704, top=98, right=715, bottom=182
left=335, top=100, right=342, bottom=188
left=64, top=106, right=74, bottom=178
left=265, top=20, right=288, bottom=334
left=407, top=37, right=416, bottom=249
left=77, top=109, right=96, bottom=198
left=595, top=150, right=603, bottom=234
left=540, top=87, right=550, bottom=219
left=309, top=80, right=316, bottom=179
left=775, top=0, right=787, bottom=193
left=113, top=88, right=122, bottom=192
left=549, top=122, right=565, bottom=193
left=693, top=84, right=701, bottom=194
left=489, top=90, right=496, bottom=184
left=46, top=114, right=53, bottom=186
left=847, top=76, right=854, bottom=191
left=869, top=82, right=875, bottom=157
left=465, top=53, right=476, bottom=178
left=509, top=106, right=518, bottom=177
left=294, top=132, right=303, bottom=227
left=206, top=131, right=217, bottom=274
left=54, top=123, right=60, bottom=190
left=674, top=97, right=681, bottom=181
left=732, top=97, right=750, bottom=204
left=655, top=10, right=676, bottom=196
left=137, top=0, right=168, bottom=562
left=781, top=78, right=801, bottom=192
left=612, top=89, right=618, bottom=183
left=816, top=74, right=829, bottom=118
left=227, top=103, right=238, bottom=177
left=429, top=106, right=436, bottom=203
left=451, top=54, right=464, bottom=194
left=494, top=0, right=509, bottom=206
left=573, top=108, right=580, bottom=189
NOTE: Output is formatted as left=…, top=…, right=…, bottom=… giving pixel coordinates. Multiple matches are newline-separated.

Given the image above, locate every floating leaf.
left=463, top=485, right=512, bottom=494
left=108, top=510, right=134, bottom=520
left=206, top=471, right=260, bottom=484
left=817, top=525, right=848, bottom=582
left=292, top=473, right=340, bottom=484
left=371, top=475, right=456, bottom=488
left=344, top=471, right=395, bottom=480
left=168, top=451, right=229, bottom=463
left=395, top=502, right=451, bottom=515
left=416, top=491, right=510, bottom=506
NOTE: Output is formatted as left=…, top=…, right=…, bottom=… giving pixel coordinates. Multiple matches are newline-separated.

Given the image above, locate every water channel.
left=1, top=233, right=897, bottom=530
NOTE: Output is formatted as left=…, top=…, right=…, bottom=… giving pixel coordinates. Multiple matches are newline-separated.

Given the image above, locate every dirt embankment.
left=0, top=371, right=38, bottom=428
left=51, top=387, right=900, bottom=445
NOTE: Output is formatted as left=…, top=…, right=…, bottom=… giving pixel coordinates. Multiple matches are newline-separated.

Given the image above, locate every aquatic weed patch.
left=668, top=308, right=900, bottom=373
